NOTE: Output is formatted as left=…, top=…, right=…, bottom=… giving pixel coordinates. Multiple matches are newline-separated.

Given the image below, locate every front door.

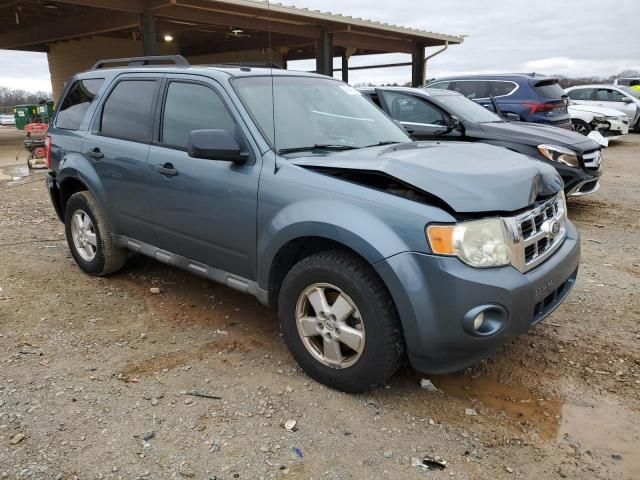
left=593, top=88, right=637, bottom=120
left=147, top=77, right=260, bottom=280
left=85, top=76, right=160, bottom=243
left=376, top=89, right=459, bottom=141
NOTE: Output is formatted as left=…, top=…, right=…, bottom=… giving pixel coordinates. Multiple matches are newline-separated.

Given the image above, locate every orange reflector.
left=427, top=225, right=456, bottom=255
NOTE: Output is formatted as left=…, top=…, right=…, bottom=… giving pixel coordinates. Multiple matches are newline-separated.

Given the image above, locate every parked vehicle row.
left=360, top=86, right=602, bottom=197
left=426, top=74, right=637, bottom=140
left=45, top=56, right=580, bottom=392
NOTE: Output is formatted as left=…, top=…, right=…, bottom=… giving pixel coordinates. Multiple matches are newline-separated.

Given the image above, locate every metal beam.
left=50, top=0, right=147, bottom=13
left=140, top=12, right=158, bottom=55
left=334, top=31, right=414, bottom=54
left=315, top=31, right=333, bottom=76
left=156, top=5, right=322, bottom=38
left=181, top=34, right=311, bottom=58
left=411, top=43, right=425, bottom=87
left=0, top=12, right=139, bottom=49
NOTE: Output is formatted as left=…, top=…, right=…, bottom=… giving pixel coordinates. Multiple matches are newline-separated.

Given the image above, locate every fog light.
left=463, top=305, right=508, bottom=337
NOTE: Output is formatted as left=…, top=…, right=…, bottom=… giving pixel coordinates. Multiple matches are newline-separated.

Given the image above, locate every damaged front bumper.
left=374, top=222, right=580, bottom=374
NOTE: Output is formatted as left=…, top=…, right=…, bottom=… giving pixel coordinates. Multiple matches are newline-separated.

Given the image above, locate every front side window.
left=427, top=81, right=451, bottom=90
left=162, top=82, right=237, bottom=150
left=100, top=80, right=157, bottom=142
left=233, top=76, right=408, bottom=152
left=379, top=91, right=446, bottom=125
left=451, top=81, right=490, bottom=99
left=594, top=88, right=626, bottom=102
left=56, top=78, right=104, bottom=130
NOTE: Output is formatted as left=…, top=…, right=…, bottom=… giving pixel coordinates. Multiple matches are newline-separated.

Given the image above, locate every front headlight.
left=537, top=144, right=579, bottom=167
left=593, top=115, right=607, bottom=123
left=426, top=218, right=512, bottom=268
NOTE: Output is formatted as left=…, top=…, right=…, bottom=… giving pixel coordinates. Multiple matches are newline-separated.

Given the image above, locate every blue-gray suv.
left=45, top=56, right=580, bottom=392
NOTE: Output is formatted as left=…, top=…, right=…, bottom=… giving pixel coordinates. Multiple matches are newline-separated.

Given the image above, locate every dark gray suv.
left=45, top=56, right=580, bottom=392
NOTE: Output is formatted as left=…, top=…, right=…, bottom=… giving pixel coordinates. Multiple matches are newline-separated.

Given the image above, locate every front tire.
left=571, top=119, right=591, bottom=136
left=278, top=250, right=403, bottom=392
left=64, top=191, right=126, bottom=276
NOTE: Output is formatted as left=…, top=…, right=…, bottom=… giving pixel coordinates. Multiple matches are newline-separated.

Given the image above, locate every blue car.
left=426, top=74, right=572, bottom=129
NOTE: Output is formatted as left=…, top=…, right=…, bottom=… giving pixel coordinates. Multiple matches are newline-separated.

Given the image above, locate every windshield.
left=233, top=76, right=409, bottom=153
left=435, top=93, right=503, bottom=123
left=620, top=86, right=640, bottom=99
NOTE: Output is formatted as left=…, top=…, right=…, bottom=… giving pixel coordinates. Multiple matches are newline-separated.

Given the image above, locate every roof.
left=227, top=0, right=463, bottom=44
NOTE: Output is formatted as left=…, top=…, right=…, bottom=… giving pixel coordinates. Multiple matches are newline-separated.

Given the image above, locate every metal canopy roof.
left=0, top=0, right=463, bottom=56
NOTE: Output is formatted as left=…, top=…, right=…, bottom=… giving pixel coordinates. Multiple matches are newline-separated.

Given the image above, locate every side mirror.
left=621, top=97, right=633, bottom=103
left=188, top=129, right=248, bottom=163
left=504, top=113, right=521, bottom=122
left=444, top=115, right=461, bottom=133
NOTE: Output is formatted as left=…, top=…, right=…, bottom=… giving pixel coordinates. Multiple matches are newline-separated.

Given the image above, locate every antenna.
left=266, top=0, right=278, bottom=171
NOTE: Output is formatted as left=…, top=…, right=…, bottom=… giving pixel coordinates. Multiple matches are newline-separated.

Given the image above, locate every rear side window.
left=490, top=81, right=517, bottom=97
left=568, top=88, right=593, bottom=101
left=100, top=80, right=157, bottom=142
left=161, top=82, right=237, bottom=150
left=451, top=81, right=490, bottom=99
left=56, top=78, right=104, bottom=130
left=533, top=80, right=566, bottom=99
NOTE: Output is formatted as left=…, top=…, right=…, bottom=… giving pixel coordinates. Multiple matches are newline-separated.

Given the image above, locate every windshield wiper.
left=361, top=140, right=401, bottom=148
left=278, top=144, right=358, bottom=154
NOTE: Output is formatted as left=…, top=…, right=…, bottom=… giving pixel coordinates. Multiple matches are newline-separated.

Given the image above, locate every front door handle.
left=87, top=148, right=104, bottom=159
left=154, top=163, right=178, bottom=177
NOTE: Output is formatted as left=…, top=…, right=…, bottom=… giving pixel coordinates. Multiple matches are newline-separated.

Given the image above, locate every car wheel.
left=278, top=250, right=403, bottom=392
left=571, top=119, right=591, bottom=136
left=64, top=191, right=126, bottom=276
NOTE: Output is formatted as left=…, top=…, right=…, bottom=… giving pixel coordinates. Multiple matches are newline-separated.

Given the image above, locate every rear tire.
left=278, top=250, right=403, bottom=393
left=571, top=119, right=591, bottom=136
left=64, top=191, right=126, bottom=276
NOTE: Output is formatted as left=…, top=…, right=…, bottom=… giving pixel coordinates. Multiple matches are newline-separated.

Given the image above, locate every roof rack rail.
left=91, top=55, right=190, bottom=70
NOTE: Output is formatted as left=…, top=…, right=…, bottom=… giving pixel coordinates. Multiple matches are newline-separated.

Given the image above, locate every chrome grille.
left=582, top=150, right=602, bottom=170
left=505, top=194, right=567, bottom=273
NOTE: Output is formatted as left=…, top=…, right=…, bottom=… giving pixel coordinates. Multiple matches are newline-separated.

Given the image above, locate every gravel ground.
left=1, top=127, right=639, bottom=479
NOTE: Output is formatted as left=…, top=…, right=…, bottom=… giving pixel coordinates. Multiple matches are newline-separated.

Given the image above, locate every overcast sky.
left=0, top=0, right=638, bottom=92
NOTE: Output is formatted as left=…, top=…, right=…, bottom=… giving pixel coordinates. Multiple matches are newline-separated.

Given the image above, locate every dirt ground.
left=0, top=126, right=639, bottom=480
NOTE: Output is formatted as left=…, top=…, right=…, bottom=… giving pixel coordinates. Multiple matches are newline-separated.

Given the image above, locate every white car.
left=0, top=114, right=16, bottom=126
left=568, top=103, right=629, bottom=140
left=566, top=84, right=640, bottom=130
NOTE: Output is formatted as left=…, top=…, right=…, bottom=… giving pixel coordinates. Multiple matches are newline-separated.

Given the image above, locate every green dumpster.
left=36, top=101, right=55, bottom=121
left=13, top=104, right=39, bottom=130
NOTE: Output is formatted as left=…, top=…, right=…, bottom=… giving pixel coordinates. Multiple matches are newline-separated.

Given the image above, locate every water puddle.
left=0, top=164, right=29, bottom=181
left=431, top=374, right=562, bottom=439
left=429, top=373, right=640, bottom=477
left=559, top=398, right=640, bottom=477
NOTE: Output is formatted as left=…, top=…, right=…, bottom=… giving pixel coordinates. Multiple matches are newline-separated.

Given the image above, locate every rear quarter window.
left=55, top=78, right=104, bottom=130
left=533, top=80, right=566, bottom=100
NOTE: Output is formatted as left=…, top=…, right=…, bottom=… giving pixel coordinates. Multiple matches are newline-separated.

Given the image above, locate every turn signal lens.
left=426, top=225, right=455, bottom=255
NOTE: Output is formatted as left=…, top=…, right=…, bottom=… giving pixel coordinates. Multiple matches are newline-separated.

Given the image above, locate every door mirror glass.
left=187, top=129, right=248, bottom=163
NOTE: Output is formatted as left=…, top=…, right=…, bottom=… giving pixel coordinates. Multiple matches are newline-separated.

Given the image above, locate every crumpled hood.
left=477, top=121, right=599, bottom=151
left=569, top=103, right=627, bottom=117
left=291, top=142, right=563, bottom=213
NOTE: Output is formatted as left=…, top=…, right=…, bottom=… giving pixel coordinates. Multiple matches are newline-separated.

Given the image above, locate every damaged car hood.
left=290, top=142, right=563, bottom=213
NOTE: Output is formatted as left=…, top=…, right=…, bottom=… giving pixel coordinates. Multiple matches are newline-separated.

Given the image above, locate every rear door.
left=376, top=89, right=457, bottom=140
left=147, top=75, right=260, bottom=279
left=85, top=75, right=160, bottom=243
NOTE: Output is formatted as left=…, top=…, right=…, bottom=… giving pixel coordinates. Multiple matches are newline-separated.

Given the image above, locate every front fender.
left=257, top=198, right=418, bottom=290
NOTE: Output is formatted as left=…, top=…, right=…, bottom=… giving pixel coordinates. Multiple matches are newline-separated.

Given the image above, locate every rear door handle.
left=87, top=148, right=103, bottom=159
left=154, top=163, right=178, bottom=177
